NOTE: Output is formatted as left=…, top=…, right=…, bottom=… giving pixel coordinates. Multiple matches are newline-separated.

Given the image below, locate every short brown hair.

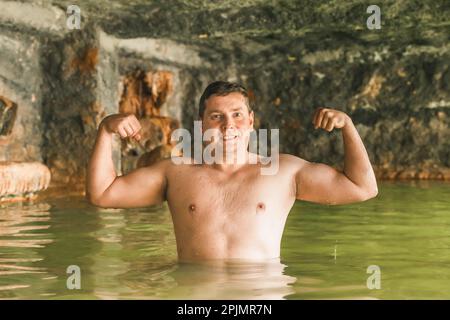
left=198, top=81, right=251, bottom=119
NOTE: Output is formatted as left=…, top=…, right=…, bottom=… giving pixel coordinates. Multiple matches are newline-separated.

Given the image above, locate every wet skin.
left=87, top=92, right=378, bottom=262
left=165, top=155, right=297, bottom=261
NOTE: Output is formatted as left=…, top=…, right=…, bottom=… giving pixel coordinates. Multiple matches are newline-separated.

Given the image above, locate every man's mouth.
left=223, top=134, right=238, bottom=141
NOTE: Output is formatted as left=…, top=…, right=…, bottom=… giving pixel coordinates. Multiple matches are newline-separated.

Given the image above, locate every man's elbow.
left=86, top=192, right=110, bottom=208
left=86, top=193, right=100, bottom=206
left=362, top=186, right=378, bottom=201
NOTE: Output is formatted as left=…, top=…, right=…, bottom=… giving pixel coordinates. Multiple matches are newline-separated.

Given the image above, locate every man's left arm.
left=295, top=108, right=378, bottom=205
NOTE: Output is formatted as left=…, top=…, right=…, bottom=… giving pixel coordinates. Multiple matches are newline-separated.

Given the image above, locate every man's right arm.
left=86, top=114, right=168, bottom=208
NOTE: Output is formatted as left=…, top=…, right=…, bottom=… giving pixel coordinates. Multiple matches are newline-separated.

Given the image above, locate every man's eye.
left=233, top=112, right=242, bottom=117
left=211, top=114, right=222, bottom=120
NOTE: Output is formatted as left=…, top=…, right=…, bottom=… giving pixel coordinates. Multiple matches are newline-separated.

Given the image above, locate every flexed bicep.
left=94, top=159, right=169, bottom=209
left=294, top=107, right=377, bottom=205
left=295, top=161, right=371, bottom=205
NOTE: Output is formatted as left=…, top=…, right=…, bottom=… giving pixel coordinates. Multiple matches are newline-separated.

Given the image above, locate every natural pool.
left=0, top=181, right=449, bottom=299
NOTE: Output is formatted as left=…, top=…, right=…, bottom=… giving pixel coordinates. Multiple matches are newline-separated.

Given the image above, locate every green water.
left=0, top=181, right=449, bottom=299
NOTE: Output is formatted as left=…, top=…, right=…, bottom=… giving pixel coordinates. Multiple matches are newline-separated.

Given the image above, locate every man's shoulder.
left=279, top=153, right=307, bottom=164
left=276, top=153, right=310, bottom=174
left=160, top=156, right=200, bottom=173
left=132, top=158, right=193, bottom=186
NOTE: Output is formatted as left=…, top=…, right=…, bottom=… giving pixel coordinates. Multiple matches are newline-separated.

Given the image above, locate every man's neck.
left=208, top=151, right=251, bottom=173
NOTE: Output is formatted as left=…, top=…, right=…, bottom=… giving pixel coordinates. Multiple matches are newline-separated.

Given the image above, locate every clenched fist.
left=312, top=108, right=350, bottom=132
left=100, top=113, right=142, bottom=141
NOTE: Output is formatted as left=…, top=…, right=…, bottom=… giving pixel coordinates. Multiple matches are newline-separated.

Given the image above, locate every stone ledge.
left=0, top=161, right=51, bottom=202
left=0, top=1, right=67, bottom=36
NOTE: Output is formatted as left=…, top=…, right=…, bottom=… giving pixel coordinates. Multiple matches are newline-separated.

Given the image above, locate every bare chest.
left=165, top=164, right=296, bottom=260
left=166, top=165, right=295, bottom=226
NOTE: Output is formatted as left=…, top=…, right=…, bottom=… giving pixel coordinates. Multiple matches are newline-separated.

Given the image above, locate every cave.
left=0, top=1, right=449, bottom=201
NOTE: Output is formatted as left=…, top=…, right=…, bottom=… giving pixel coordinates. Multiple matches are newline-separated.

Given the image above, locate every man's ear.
left=249, top=110, right=255, bottom=130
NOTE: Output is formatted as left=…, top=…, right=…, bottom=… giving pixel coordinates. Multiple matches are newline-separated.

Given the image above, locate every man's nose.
left=222, top=116, right=236, bottom=130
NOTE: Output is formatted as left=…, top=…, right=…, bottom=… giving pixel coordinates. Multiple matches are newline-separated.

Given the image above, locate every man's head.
left=198, top=81, right=254, bottom=157
left=199, top=81, right=252, bottom=119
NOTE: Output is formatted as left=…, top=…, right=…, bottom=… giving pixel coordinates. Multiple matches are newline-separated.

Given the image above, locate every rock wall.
left=237, top=42, right=450, bottom=179
left=0, top=0, right=448, bottom=193
left=0, top=1, right=211, bottom=190
left=0, top=28, right=44, bottom=163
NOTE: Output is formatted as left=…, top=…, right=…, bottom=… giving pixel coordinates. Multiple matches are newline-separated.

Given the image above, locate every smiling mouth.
left=223, top=134, right=238, bottom=141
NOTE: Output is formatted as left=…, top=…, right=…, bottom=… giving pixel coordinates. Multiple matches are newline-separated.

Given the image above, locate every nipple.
left=189, top=204, right=196, bottom=213
left=256, top=202, right=266, bottom=213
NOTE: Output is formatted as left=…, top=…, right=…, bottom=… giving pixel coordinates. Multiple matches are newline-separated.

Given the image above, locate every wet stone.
left=0, top=161, right=51, bottom=201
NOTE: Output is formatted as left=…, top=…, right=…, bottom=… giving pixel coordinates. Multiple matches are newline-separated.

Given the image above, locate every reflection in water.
left=0, top=181, right=449, bottom=299
left=0, top=202, right=53, bottom=297
left=0, top=203, right=51, bottom=247
left=0, top=200, right=296, bottom=299
left=160, top=259, right=297, bottom=300
left=117, top=259, right=296, bottom=299
left=91, top=208, right=133, bottom=299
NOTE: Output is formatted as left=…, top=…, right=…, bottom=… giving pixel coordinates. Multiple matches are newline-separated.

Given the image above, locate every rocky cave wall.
left=235, top=40, right=450, bottom=179
left=0, top=1, right=214, bottom=190
left=0, top=27, right=43, bottom=163
left=0, top=0, right=449, bottom=194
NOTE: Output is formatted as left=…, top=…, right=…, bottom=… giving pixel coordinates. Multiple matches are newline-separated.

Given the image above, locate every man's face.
left=202, top=92, right=254, bottom=155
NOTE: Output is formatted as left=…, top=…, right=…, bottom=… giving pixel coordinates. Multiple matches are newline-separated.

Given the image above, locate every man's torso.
left=165, top=155, right=298, bottom=261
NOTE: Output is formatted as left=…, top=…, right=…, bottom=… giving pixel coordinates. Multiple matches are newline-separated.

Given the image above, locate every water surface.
left=0, top=181, right=449, bottom=299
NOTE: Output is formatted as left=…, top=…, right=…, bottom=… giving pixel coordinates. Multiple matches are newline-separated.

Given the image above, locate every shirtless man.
left=86, top=81, right=378, bottom=262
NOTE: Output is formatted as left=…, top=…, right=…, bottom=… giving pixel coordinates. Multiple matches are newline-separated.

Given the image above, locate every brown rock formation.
left=0, top=162, right=51, bottom=202
left=0, top=96, right=17, bottom=137
left=117, top=68, right=180, bottom=171
left=67, top=47, right=99, bottom=76
left=119, top=70, right=173, bottom=117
